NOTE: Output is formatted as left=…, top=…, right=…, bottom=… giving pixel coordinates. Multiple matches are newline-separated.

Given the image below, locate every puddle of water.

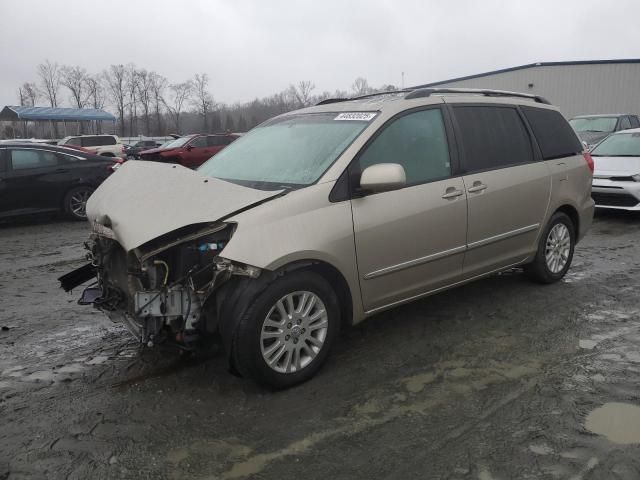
left=57, top=363, right=85, bottom=374
left=529, top=443, right=553, bottom=455
left=403, top=372, right=436, bottom=393
left=86, top=355, right=109, bottom=365
left=586, top=402, right=640, bottom=444
left=23, top=370, right=56, bottom=382
left=579, top=339, right=597, bottom=350
left=2, top=365, right=26, bottom=377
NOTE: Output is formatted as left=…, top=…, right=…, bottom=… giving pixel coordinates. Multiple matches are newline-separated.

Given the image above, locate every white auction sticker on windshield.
left=334, top=112, right=377, bottom=121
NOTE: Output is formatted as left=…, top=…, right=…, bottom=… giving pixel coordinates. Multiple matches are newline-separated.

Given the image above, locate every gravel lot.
left=1, top=211, right=640, bottom=479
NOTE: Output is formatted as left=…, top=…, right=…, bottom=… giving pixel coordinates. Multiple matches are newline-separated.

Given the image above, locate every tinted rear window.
left=82, top=136, right=116, bottom=147
left=521, top=106, right=582, bottom=160
left=208, top=136, right=233, bottom=146
left=453, top=106, right=533, bottom=172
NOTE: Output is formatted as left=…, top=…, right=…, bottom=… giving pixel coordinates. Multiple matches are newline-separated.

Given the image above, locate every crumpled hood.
left=86, top=161, right=283, bottom=251
left=593, top=156, right=640, bottom=176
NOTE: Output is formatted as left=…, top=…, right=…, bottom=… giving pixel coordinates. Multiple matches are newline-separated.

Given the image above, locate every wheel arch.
left=554, top=204, right=579, bottom=235
left=214, top=258, right=354, bottom=374
left=60, top=183, right=96, bottom=212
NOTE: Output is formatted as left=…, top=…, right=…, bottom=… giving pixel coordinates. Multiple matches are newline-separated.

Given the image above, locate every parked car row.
left=566, top=113, right=640, bottom=210
left=60, top=87, right=595, bottom=388
left=569, top=113, right=640, bottom=149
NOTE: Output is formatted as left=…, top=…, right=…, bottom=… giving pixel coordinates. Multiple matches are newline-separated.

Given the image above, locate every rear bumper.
left=592, top=179, right=640, bottom=211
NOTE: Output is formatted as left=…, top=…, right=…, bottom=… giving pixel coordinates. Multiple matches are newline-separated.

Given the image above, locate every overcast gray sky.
left=1, top=0, right=639, bottom=110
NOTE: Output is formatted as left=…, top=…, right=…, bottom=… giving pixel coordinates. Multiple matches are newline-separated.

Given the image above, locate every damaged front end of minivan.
left=58, top=160, right=283, bottom=351
left=60, top=222, right=260, bottom=350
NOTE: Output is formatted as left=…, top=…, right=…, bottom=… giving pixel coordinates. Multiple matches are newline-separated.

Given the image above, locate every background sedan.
left=0, top=144, right=121, bottom=221
left=591, top=128, right=640, bottom=210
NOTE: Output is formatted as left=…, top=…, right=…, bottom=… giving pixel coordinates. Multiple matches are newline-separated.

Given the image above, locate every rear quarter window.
left=453, top=106, right=533, bottom=172
left=521, top=106, right=583, bottom=160
left=64, top=137, right=82, bottom=146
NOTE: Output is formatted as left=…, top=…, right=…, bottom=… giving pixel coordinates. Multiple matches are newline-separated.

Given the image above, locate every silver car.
left=60, top=88, right=594, bottom=388
left=591, top=128, right=640, bottom=210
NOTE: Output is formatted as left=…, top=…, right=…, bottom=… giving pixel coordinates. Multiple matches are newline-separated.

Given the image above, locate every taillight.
left=583, top=151, right=594, bottom=173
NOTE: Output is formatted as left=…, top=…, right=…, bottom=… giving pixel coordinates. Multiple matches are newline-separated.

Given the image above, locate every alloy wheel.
left=545, top=223, right=571, bottom=273
left=260, top=291, right=328, bottom=374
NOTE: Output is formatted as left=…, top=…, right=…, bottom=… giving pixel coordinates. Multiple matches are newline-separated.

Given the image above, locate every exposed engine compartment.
left=62, top=223, right=260, bottom=350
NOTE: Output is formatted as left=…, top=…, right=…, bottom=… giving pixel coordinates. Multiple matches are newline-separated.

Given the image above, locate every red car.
left=138, top=133, right=239, bottom=168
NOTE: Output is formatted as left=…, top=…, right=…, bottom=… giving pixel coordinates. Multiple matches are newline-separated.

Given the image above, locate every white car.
left=58, top=134, right=125, bottom=158
left=591, top=128, right=640, bottom=210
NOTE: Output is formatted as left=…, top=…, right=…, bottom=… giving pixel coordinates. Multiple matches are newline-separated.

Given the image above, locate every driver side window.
left=189, top=136, right=207, bottom=148
left=357, top=108, right=451, bottom=186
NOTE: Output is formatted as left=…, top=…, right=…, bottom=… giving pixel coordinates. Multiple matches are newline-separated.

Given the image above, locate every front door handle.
left=442, top=188, right=464, bottom=199
left=467, top=182, right=487, bottom=193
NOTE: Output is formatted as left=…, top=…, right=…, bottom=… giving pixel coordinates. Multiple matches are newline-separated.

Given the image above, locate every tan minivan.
left=61, top=88, right=594, bottom=388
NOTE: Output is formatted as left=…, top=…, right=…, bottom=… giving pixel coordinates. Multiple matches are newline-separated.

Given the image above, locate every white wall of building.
left=420, top=62, right=640, bottom=118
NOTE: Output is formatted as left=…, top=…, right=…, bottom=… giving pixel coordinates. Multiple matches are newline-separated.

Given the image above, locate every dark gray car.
left=569, top=114, right=640, bottom=149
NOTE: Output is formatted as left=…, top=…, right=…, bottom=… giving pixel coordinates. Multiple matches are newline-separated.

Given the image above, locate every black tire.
left=524, top=212, right=575, bottom=284
left=63, top=186, right=94, bottom=221
left=231, top=270, right=340, bottom=389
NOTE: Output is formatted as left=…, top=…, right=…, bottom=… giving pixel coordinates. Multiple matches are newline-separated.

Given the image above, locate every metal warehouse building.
left=414, top=59, right=640, bottom=118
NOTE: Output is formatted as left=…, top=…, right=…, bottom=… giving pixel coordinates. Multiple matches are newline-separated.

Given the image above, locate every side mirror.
left=359, top=163, right=406, bottom=194
left=186, top=144, right=193, bottom=151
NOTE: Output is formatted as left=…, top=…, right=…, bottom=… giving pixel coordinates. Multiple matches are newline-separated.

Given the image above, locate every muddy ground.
left=1, top=211, right=640, bottom=480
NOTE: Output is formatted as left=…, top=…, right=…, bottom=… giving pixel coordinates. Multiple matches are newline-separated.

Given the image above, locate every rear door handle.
left=442, top=188, right=464, bottom=199
left=54, top=168, right=69, bottom=173
left=467, top=183, right=487, bottom=193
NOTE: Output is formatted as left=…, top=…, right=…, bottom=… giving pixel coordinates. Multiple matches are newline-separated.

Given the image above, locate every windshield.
left=164, top=137, right=191, bottom=148
left=198, top=112, right=374, bottom=188
left=569, top=117, right=618, bottom=133
left=591, top=132, right=640, bottom=156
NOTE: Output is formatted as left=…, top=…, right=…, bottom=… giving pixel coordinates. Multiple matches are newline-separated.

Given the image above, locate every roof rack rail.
left=315, top=89, right=412, bottom=106
left=404, top=87, right=550, bottom=104
left=316, top=98, right=348, bottom=105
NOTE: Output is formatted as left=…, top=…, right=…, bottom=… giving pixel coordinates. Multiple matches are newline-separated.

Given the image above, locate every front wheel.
left=231, top=271, right=340, bottom=389
left=524, top=212, right=575, bottom=283
left=63, top=186, right=94, bottom=221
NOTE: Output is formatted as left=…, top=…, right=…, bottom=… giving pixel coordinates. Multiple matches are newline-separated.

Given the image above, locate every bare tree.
left=85, top=75, right=106, bottom=109
left=124, top=65, right=141, bottom=136
left=351, top=77, right=372, bottom=96
left=136, top=69, right=154, bottom=135
left=290, top=80, right=315, bottom=107
left=192, top=73, right=214, bottom=132
left=149, top=72, right=167, bottom=135
left=17, top=82, right=38, bottom=106
left=163, top=81, right=193, bottom=133
left=37, top=60, right=61, bottom=107
left=60, top=65, right=89, bottom=108
left=104, top=64, right=127, bottom=136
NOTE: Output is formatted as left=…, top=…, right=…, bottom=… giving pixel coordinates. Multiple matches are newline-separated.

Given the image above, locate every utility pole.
left=401, top=72, right=405, bottom=89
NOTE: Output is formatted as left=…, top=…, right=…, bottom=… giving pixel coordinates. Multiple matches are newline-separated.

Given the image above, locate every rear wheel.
left=231, top=271, right=339, bottom=389
left=63, top=186, right=94, bottom=221
left=524, top=212, right=575, bottom=283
